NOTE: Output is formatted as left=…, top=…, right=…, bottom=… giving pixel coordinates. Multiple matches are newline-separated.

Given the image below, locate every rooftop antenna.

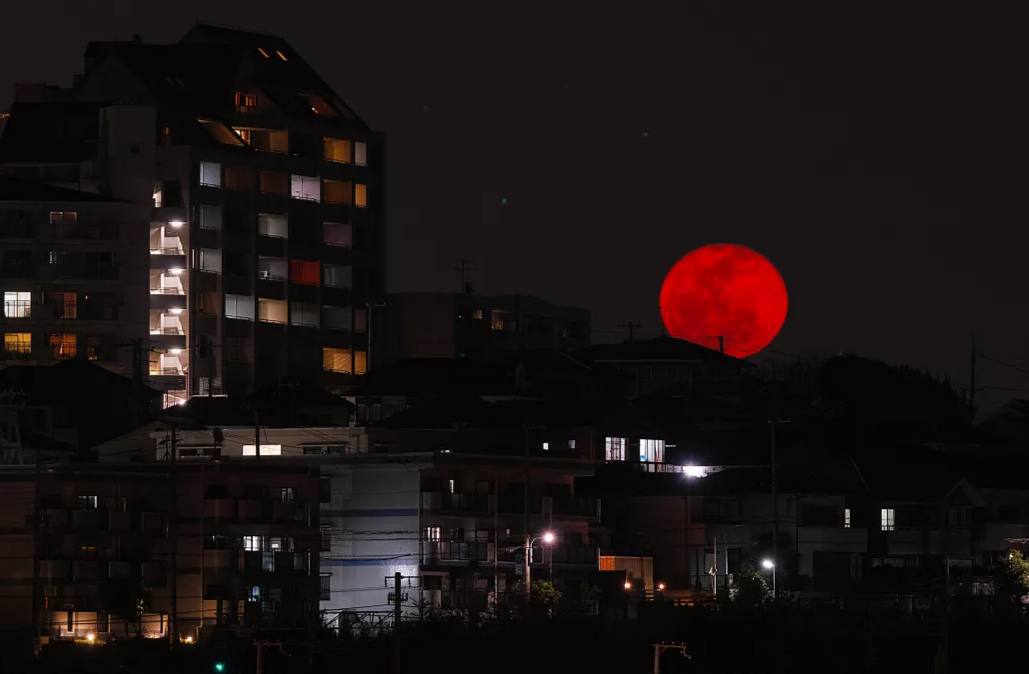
left=618, top=321, right=641, bottom=342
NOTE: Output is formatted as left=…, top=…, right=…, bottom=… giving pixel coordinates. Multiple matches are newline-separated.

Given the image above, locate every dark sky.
left=3, top=2, right=1028, bottom=415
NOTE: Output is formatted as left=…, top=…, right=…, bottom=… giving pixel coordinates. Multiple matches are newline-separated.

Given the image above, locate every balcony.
left=150, top=313, right=185, bottom=336
left=151, top=274, right=185, bottom=295
left=441, top=492, right=489, bottom=513
left=425, top=541, right=493, bottom=564
left=552, top=497, right=597, bottom=518
left=204, top=498, right=237, bottom=521
left=40, top=560, right=70, bottom=581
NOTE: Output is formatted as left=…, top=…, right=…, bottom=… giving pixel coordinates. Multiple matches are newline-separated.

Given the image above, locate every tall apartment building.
left=0, top=24, right=384, bottom=404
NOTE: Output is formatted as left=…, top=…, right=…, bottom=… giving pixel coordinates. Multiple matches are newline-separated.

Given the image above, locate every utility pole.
left=168, top=423, right=178, bottom=644
left=968, top=336, right=977, bottom=418
left=618, top=321, right=641, bottom=342
left=385, top=572, right=415, bottom=628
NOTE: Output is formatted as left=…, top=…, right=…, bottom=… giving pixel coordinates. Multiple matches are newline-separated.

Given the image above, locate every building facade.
left=0, top=24, right=385, bottom=404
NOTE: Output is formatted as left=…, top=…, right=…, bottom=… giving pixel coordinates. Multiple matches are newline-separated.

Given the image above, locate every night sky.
left=2, top=2, right=1027, bottom=415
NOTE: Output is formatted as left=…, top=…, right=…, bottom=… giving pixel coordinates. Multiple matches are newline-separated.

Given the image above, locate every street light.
left=524, top=530, right=556, bottom=592
left=761, top=558, right=776, bottom=598
left=624, top=581, right=632, bottom=590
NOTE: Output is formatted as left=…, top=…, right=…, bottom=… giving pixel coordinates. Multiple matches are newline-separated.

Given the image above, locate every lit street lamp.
left=761, top=558, right=776, bottom=598
left=524, top=530, right=556, bottom=592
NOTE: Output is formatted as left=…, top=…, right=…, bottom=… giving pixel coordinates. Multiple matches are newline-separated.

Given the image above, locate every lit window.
left=290, top=260, right=320, bottom=286
left=639, top=439, right=665, bottom=463
left=322, top=347, right=351, bottom=374
left=290, top=175, right=321, bottom=202
left=569, top=439, right=576, bottom=449
left=258, top=213, right=288, bottom=238
left=3, top=291, right=31, bottom=318
left=257, top=298, right=287, bottom=324
left=542, top=442, right=550, bottom=451
left=199, top=161, right=221, bottom=187
left=49, top=211, right=77, bottom=226
left=491, top=310, right=506, bottom=331
left=233, top=127, right=287, bottom=153
left=77, top=495, right=98, bottom=510
left=49, top=333, right=76, bottom=359
left=322, top=264, right=351, bottom=289
left=472, top=309, right=483, bottom=320
left=604, top=437, right=626, bottom=462
left=323, top=222, right=352, bottom=247
left=354, top=141, right=368, bottom=166
left=280, top=487, right=295, bottom=503
left=258, top=256, right=288, bottom=281
left=290, top=302, right=320, bottom=327
left=3, top=332, right=31, bottom=354
left=354, top=350, right=367, bottom=375
left=354, top=183, right=368, bottom=208
left=844, top=508, right=852, bottom=529
left=424, top=526, right=441, bottom=541
left=243, top=535, right=263, bottom=551
left=234, top=91, right=258, bottom=112
left=198, top=204, right=222, bottom=231
left=275, top=49, right=288, bottom=62
left=225, top=294, right=255, bottom=321
left=243, top=444, right=282, bottom=456
left=199, top=248, right=222, bottom=274
left=48, top=292, right=76, bottom=319
left=881, top=508, right=895, bottom=532
left=323, top=137, right=351, bottom=163
left=257, top=47, right=270, bottom=59
left=448, top=479, right=455, bottom=494
left=322, top=179, right=351, bottom=205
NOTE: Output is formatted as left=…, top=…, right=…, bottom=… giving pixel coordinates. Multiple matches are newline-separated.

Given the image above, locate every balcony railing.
left=424, top=541, right=492, bottom=563
left=440, top=493, right=489, bottom=513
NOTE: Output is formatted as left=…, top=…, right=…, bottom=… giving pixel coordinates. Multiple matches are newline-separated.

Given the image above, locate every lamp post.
left=524, top=530, right=556, bottom=593
left=761, top=558, right=776, bottom=598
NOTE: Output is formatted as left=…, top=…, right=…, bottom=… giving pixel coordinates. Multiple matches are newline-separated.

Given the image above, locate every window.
left=354, top=308, right=367, bottom=333
left=304, top=93, right=337, bottom=117
left=199, top=248, right=222, bottom=274
left=604, top=437, right=626, bottom=462
left=322, top=179, right=352, bottom=205
left=424, top=526, right=441, bottom=542
left=354, top=141, right=368, bottom=166
left=3, top=291, right=30, bottom=318
left=224, top=165, right=254, bottom=190
left=199, top=161, right=221, bottom=187
left=322, top=347, right=351, bottom=374
left=275, top=49, right=288, bottom=62
left=490, top=310, right=507, bottom=331
left=322, top=264, right=351, bottom=288
left=257, top=46, right=270, bottom=58
left=354, top=183, right=368, bottom=208
left=844, top=508, right=851, bottom=528
left=258, top=256, right=288, bottom=281
left=448, top=479, right=456, bottom=494
left=323, top=222, right=352, bottom=247
left=323, top=305, right=351, bottom=331
left=48, top=292, right=76, bottom=319
left=280, top=487, right=295, bottom=503
left=881, top=508, right=895, bottom=532
left=290, top=175, right=320, bottom=202
left=569, top=439, right=576, bottom=449
left=290, top=302, right=319, bottom=327
left=257, top=298, right=287, bottom=324
left=77, top=495, right=98, bottom=510
left=472, top=309, right=483, bottom=320
left=290, top=260, right=320, bottom=286
left=542, top=442, right=550, bottom=451
left=639, top=439, right=665, bottom=463
left=225, top=294, right=255, bottom=321
left=198, top=204, right=222, bottom=231
left=49, top=211, right=77, bottom=226
left=259, top=171, right=289, bottom=196
left=234, top=91, right=258, bottom=112
left=49, top=333, right=76, bottom=359
left=258, top=213, right=288, bottom=238
left=354, top=350, right=367, bottom=375
left=243, top=444, right=282, bottom=456
left=320, top=573, right=331, bottom=601
left=234, top=127, right=287, bottom=153
left=243, top=535, right=263, bottom=551
left=323, top=137, right=351, bottom=163
left=3, top=332, right=30, bottom=354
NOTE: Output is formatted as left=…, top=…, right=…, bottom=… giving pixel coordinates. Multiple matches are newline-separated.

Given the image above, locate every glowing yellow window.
left=3, top=332, right=31, bottom=353
left=322, top=347, right=350, bottom=374
left=49, top=333, right=76, bottom=359
left=354, top=183, right=368, bottom=208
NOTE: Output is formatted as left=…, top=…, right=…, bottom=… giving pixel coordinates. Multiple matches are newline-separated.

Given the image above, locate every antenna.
left=618, top=321, right=641, bottom=342
left=454, top=258, right=475, bottom=294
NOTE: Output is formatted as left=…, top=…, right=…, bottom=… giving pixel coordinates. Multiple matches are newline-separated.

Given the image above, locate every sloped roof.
left=577, top=336, right=750, bottom=366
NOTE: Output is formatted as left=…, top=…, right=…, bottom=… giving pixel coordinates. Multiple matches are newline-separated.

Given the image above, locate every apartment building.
left=0, top=460, right=322, bottom=643
left=0, top=177, right=148, bottom=377
left=0, top=24, right=384, bottom=404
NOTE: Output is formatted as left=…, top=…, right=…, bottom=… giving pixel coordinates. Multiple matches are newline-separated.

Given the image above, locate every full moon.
left=659, top=243, right=788, bottom=358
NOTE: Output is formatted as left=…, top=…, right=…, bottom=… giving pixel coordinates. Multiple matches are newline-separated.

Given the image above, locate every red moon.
left=659, top=243, right=788, bottom=358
